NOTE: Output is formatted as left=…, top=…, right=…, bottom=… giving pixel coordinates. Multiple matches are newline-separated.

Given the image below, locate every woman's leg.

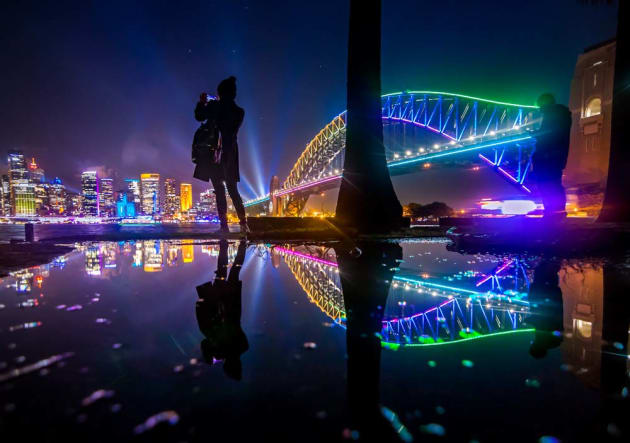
left=225, top=180, right=246, bottom=224
left=210, top=176, right=229, bottom=228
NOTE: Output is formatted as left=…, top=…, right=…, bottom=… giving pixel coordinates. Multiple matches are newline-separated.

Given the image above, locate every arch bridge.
left=245, top=91, right=540, bottom=216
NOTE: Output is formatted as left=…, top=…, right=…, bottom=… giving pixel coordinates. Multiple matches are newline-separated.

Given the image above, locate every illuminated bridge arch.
left=244, top=91, right=540, bottom=210
left=283, top=91, right=539, bottom=189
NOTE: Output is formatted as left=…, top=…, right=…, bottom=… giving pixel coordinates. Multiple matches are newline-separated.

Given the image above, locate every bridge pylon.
left=269, top=175, right=282, bottom=216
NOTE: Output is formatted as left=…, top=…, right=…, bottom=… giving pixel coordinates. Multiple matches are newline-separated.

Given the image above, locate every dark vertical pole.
left=24, top=223, right=34, bottom=242
left=335, top=0, right=403, bottom=233
left=598, top=0, right=630, bottom=222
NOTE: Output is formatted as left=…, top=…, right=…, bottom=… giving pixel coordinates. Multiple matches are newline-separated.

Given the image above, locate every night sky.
left=0, top=0, right=617, bottom=207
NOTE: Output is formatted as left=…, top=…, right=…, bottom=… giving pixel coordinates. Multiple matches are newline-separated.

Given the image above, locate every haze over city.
left=1, top=0, right=617, bottom=208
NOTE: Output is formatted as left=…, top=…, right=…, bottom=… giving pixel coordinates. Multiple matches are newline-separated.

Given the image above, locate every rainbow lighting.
left=273, top=246, right=338, bottom=267
left=476, top=259, right=514, bottom=287
left=274, top=174, right=342, bottom=197
left=386, top=135, right=534, bottom=169
left=274, top=245, right=532, bottom=348
left=243, top=90, right=540, bottom=208
left=276, top=246, right=529, bottom=306
left=244, top=135, right=536, bottom=207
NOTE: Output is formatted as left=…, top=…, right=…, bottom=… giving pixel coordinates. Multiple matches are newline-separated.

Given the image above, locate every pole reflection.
left=334, top=241, right=411, bottom=440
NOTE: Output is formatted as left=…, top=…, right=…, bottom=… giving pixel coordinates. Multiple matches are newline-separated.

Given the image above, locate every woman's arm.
left=194, top=94, right=217, bottom=122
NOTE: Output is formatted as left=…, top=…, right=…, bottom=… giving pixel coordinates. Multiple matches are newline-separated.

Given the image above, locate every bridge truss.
left=244, top=91, right=540, bottom=212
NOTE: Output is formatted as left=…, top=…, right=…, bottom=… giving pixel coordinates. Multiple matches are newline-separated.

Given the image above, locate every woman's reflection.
left=527, top=259, right=564, bottom=359
left=196, top=240, right=248, bottom=380
left=334, top=242, right=406, bottom=441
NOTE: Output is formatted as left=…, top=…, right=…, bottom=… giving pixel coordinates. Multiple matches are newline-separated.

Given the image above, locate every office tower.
left=8, top=150, right=28, bottom=183
left=8, top=150, right=36, bottom=216
left=199, top=189, right=217, bottom=217
left=0, top=174, right=9, bottom=216
left=48, top=177, right=66, bottom=215
left=125, top=178, right=141, bottom=212
left=164, top=178, right=178, bottom=217
left=140, top=173, right=160, bottom=216
left=27, top=157, right=46, bottom=214
left=180, top=183, right=192, bottom=212
left=34, top=183, right=49, bottom=215
left=116, top=192, right=136, bottom=218
left=99, top=178, right=114, bottom=217
left=66, top=192, right=82, bottom=216
left=81, top=171, right=99, bottom=216
left=28, top=157, right=45, bottom=184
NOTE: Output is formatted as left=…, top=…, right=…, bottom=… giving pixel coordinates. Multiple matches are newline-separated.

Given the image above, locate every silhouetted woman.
left=195, top=76, right=249, bottom=234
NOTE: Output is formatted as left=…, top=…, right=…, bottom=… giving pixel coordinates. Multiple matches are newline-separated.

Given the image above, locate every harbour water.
left=1, top=239, right=629, bottom=441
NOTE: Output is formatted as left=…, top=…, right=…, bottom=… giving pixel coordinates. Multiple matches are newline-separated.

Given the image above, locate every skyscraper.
left=8, top=150, right=35, bottom=216
left=141, top=173, right=160, bottom=216
left=66, top=192, right=82, bottom=216
left=116, top=192, right=136, bottom=218
left=125, top=178, right=141, bottom=212
left=164, top=178, right=178, bottom=217
left=199, top=189, right=217, bottom=217
left=180, top=183, right=192, bottom=213
left=81, top=171, right=99, bottom=216
left=48, top=177, right=66, bottom=215
left=99, top=178, right=114, bottom=217
left=27, top=157, right=47, bottom=214
left=0, top=175, right=9, bottom=216
left=28, top=157, right=45, bottom=184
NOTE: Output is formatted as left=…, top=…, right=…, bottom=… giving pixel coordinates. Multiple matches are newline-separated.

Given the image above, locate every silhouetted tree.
left=335, top=0, right=403, bottom=233
left=406, top=201, right=453, bottom=219
left=594, top=0, right=629, bottom=222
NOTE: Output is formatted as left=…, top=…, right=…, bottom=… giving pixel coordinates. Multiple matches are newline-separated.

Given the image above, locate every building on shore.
left=1, top=174, right=9, bottom=216
left=116, top=192, right=136, bottom=218
left=66, top=192, right=82, bottom=216
left=99, top=178, right=115, bottom=217
left=164, top=178, right=178, bottom=218
left=180, top=183, right=192, bottom=213
left=28, top=157, right=45, bottom=184
left=48, top=177, right=66, bottom=215
left=566, top=39, right=615, bottom=216
left=81, top=171, right=100, bottom=217
left=27, top=157, right=48, bottom=215
left=140, top=173, right=160, bottom=216
left=8, top=150, right=36, bottom=216
left=125, top=178, right=141, bottom=213
left=199, top=189, right=217, bottom=218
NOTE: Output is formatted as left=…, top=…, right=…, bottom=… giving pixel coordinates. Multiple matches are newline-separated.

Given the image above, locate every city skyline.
left=0, top=1, right=618, bottom=207
left=1, top=148, right=219, bottom=220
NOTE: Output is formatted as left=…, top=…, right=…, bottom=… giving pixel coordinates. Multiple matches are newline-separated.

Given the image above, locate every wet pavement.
left=1, top=239, right=629, bottom=442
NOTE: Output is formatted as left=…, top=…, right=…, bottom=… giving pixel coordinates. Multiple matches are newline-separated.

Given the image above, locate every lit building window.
left=584, top=97, right=601, bottom=118
left=574, top=319, right=592, bottom=339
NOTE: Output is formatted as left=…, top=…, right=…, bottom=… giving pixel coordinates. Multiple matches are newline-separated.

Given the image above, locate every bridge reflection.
left=268, top=244, right=534, bottom=347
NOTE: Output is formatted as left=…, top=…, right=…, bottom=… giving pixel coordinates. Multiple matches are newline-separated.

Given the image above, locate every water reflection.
left=334, top=242, right=408, bottom=439
left=528, top=259, right=564, bottom=359
left=196, top=240, right=248, bottom=380
left=271, top=244, right=533, bottom=348
left=2, top=239, right=630, bottom=440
